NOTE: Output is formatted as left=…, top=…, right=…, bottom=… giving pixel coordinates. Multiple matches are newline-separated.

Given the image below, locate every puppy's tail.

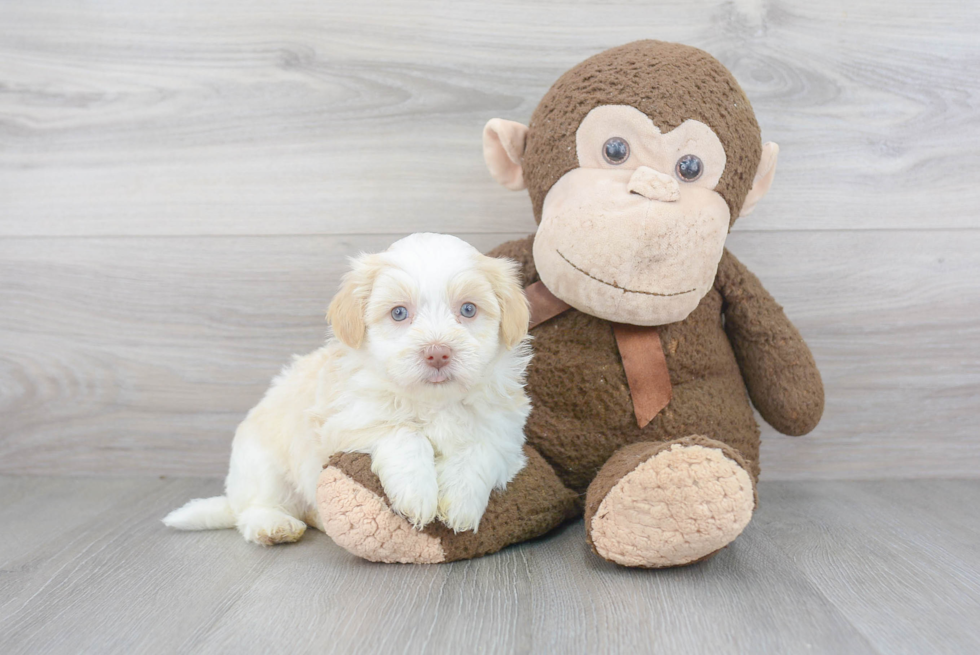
left=163, top=496, right=236, bottom=531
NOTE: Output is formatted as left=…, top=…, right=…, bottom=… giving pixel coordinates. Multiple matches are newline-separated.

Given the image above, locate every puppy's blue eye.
left=460, top=303, right=477, bottom=318
left=391, top=306, right=409, bottom=322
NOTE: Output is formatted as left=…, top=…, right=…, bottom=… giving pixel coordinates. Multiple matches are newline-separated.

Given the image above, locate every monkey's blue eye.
left=676, top=154, right=703, bottom=181
left=602, top=137, right=630, bottom=165
left=460, top=303, right=477, bottom=318
left=391, top=306, right=409, bottom=322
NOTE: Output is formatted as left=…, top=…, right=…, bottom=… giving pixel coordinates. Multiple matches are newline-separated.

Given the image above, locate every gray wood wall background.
left=1, top=0, right=977, bottom=480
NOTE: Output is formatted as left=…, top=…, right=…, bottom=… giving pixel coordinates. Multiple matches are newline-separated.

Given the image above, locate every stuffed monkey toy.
left=317, top=40, right=824, bottom=568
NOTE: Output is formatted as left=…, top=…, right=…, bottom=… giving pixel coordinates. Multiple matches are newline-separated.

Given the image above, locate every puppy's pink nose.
left=423, top=345, right=452, bottom=370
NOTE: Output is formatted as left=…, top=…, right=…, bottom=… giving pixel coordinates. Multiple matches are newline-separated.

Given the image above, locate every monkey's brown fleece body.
left=491, top=235, right=823, bottom=493
left=319, top=40, right=824, bottom=566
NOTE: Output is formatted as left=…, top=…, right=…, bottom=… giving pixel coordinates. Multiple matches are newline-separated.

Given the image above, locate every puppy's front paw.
left=437, top=469, right=492, bottom=533
left=385, top=475, right=439, bottom=530
left=371, top=429, right=439, bottom=530
left=438, top=492, right=490, bottom=533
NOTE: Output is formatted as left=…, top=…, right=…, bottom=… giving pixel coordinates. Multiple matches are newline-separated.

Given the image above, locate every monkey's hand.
left=715, top=249, right=824, bottom=436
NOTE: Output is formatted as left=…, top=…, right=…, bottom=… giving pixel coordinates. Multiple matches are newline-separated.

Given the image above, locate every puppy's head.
left=327, top=233, right=530, bottom=392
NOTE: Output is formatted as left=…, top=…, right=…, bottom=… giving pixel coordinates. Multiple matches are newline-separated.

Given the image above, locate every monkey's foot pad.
left=318, top=460, right=444, bottom=563
left=586, top=439, right=755, bottom=568
left=317, top=449, right=580, bottom=564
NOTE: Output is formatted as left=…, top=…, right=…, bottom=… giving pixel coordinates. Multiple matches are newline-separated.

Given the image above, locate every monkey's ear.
left=739, top=142, right=779, bottom=218
left=326, top=254, right=383, bottom=349
left=483, top=119, right=528, bottom=191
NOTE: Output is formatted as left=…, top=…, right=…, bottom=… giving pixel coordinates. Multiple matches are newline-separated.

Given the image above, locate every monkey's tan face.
left=532, top=105, right=731, bottom=326
left=484, top=102, right=777, bottom=326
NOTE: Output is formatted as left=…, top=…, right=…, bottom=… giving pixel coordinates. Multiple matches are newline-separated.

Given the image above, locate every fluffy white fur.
left=164, top=233, right=532, bottom=545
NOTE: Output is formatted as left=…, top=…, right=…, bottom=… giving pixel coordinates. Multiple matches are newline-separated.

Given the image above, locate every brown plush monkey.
left=318, top=41, right=824, bottom=568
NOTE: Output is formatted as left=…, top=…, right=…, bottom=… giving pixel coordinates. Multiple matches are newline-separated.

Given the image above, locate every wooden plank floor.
left=1, top=476, right=978, bottom=654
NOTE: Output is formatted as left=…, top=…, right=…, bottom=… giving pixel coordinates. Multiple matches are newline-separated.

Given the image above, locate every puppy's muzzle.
left=422, top=345, right=452, bottom=370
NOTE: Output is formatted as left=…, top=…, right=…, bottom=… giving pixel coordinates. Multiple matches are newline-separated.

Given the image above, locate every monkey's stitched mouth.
left=556, top=250, right=696, bottom=297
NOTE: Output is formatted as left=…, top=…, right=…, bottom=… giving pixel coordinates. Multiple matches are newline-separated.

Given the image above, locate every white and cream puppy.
left=164, top=233, right=532, bottom=545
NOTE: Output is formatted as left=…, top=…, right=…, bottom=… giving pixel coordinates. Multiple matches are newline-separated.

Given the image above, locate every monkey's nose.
left=628, top=166, right=680, bottom=202
left=423, top=345, right=452, bottom=370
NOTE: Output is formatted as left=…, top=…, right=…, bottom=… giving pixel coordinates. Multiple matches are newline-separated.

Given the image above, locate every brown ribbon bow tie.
left=525, top=281, right=672, bottom=429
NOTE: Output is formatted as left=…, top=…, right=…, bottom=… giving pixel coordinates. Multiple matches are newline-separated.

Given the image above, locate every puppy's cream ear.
left=326, top=253, right=384, bottom=349
left=481, top=255, right=530, bottom=349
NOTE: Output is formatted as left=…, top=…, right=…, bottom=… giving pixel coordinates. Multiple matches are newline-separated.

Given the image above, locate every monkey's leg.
left=317, top=446, right=581, bottom=564
left=584, top=436, right=756, bottom=568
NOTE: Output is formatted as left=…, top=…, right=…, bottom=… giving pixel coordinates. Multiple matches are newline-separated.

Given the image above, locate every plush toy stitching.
left=557, top=250, right=696, bottom=297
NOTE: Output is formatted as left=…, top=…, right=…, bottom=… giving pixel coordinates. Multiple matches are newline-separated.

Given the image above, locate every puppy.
left=164, top=233, right=532, bottom=545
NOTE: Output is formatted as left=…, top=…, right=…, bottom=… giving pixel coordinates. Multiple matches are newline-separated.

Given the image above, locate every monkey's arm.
left=715, top=249, right=824, bottom=436
left=488, top=235, right=538, bottom=287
